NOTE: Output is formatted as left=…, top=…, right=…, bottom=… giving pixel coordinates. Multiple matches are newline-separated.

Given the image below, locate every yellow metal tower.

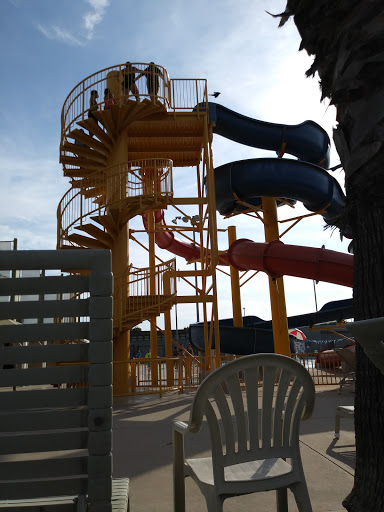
left=57, top=63, right=221, bottom=395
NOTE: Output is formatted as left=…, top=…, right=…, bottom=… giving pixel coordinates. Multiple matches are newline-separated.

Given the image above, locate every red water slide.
left=143, top=212, right=353, bottom=288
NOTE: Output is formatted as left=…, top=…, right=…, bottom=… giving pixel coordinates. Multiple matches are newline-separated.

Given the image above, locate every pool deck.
left=112, top=383, right=355, bottom=511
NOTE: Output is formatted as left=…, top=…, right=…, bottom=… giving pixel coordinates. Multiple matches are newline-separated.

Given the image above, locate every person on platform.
left=143, top=62, right=162, bottom=101
left=103, top=88, right=115, bottom=110
left=145, top=349, right=151, bottom=368
left=87, top=90, right=99, bottom=135
left=121, top=62, right=140, bottom=103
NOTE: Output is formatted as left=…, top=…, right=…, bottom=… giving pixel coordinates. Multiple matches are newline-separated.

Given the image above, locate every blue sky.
left=0, top=0, right=352, bottom=329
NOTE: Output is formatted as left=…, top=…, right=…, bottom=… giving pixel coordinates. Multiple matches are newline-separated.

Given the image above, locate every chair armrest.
left=173, top=420, right=189, bottom=435
left=173, top=421, right=188, bottom=510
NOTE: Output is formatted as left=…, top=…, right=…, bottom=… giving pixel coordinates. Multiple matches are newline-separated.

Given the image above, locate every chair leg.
left=205, top=492, right=224, bottom=512
left=335, top=412, right=341, bottom=439
left=173, top=476, right=186, bottom=512
left=291, top=481, right=313, bottom=512
left=276, top=487, right=288, bottom=512
left=173, top=430, right=186, bottom=512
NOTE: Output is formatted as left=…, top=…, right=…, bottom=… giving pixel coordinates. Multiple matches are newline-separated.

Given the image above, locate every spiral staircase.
left=57, top=64, right=213, bottom=393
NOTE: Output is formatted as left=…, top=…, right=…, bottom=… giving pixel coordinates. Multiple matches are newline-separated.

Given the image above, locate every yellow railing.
left=114, top=355, right=237, bottom=396
left=60, top=62, right=208, bottom=139
left=57, top=172, right=106, bottom=248
left=113, top=352, right=354, bottom=396
left=106, top=158, right=173, bottom=209
left=57, top=159, right=173, bottom=248
left=169, top=79, right=208, bottom=112
left=295, top=352, right=353, bottom=386
left=114, top=259, right=176, bottom=329
left=52, top=352, right=352, bottom=395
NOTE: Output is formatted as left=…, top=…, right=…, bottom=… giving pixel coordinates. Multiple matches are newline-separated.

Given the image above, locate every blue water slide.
left=214, top=158, right=346, bottom=229
left=209, top=102, right=331, bottom=168
left=191, top=104, right=351, bottom=355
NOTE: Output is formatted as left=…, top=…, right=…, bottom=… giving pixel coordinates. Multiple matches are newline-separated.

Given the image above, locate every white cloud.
left=0, top=151, right=67, bottom=251
left=36, top=24, right=84, bottom=47
left=83, top=0, right=110, bottom=40
left=35, top=0, right=110, bottom=46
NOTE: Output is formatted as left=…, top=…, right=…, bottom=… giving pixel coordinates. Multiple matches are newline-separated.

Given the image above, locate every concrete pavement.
left=112, top=384, right=355, bottom=511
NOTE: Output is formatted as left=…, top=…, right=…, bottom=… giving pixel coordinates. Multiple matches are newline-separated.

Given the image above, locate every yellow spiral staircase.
left=57, top=63, right=218, bottom=394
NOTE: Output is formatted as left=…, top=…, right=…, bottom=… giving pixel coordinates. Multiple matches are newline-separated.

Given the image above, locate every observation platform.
left=60, top=63, right=209, bottom=179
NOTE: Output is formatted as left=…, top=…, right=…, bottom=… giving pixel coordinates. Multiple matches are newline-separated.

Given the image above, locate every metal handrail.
left=57, top=159, right=173, bottom=248
left=126, top=259, right=176, bottom=297
left=114, top=259, right=177, bottom=329
left=57, top=174, right=106, bottom=248
left=114, top=352, right=356, bottom=396
left=60, top=62, right=208, bottom=140
left=107, top=158, right=173, bottom=209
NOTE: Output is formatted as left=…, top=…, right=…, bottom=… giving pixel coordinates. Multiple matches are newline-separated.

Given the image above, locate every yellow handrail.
left=60, top=62, right=208, bottom=140
left=113, top=353, right=355, bottom=396
left=57, top=158, right=173, bottom=248
left=114, top=259, right=177, bottom=329
left=107, top=158, right=173, bottom=209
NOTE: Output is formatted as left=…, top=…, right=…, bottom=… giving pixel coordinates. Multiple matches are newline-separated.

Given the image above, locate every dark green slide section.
left=209, top=102, right=331, bottom=168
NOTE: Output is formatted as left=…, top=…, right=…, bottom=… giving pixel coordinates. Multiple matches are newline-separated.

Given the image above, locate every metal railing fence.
left=113, top=352, right=353, bottom=396
left=114, top=259, right=176, bottom=330
left=60, top=62, right=208, bottom=139
left=57, top=158, right=173, bottom=248
left=106, top=158, right=173, bottom=209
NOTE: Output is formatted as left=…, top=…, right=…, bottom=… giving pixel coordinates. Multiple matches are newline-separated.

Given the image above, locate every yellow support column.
left=107, top=135, right=131, bottom=395
left=205, top=123, right=221, bottom=369
left=148, top=211, right=158, bottom=385
left=111, top=222, right=130, bottom=394
left=262, top=197, right=291, bottom=356
left=163, top=271, right=174, bottom=386
left=228, top=226, right=243, bottom=328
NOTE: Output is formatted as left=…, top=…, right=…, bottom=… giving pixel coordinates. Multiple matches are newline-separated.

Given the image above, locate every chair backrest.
left=347, top=318, right=384, bottom=375
left=188, top=354, right=315, bottom=477
left=335, top=347, right=356, bottom=370
left=0, top=250, right=113, bottom=509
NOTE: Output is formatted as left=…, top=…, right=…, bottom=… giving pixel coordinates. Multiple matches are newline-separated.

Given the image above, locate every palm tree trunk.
left=345, top=186, right=384, bottom=511
left=273, top=2, right=384, bottom=510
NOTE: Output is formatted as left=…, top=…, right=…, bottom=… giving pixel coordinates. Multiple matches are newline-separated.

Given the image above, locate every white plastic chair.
left=334, top=405, right=355, bottom=438
left=173, top=354, right=315, bottom=512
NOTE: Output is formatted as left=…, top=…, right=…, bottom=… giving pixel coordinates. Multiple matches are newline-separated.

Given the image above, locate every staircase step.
left=66, top=233, right=110, bottom=250
left=78, top=119, right=114, bottom=149
left=111, top=102, right=140, bottom=132
left=116, top=99, right=167, bottom=132
left=129, top=99, right=167, bottom=122
left=62, top=141, right=108, bottom=164
left=110, top=103, right=131, bottom=130
left=91, top=213, right=119, bottom=237
left=60, top=155, right=105, bottom=172
left=92, top=195, right=107, bottom=205
left=115, top=100, right=148, bottom=128
left=93, top=109, right=118, bottom=139
left=69, top=172, right=105, bottom=187
left=65, top=168, right=101, bottom=179
left=76, top=224, right=115, bottom=247
left=117, top=198, right=169, bottom=225
left=126, top=295, right=173, bottom=311
left=81, top=185, right=106, bottom=198
left=67, top=128, right=112, bottom=156
left=117, top=294, right=174, bottom=328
